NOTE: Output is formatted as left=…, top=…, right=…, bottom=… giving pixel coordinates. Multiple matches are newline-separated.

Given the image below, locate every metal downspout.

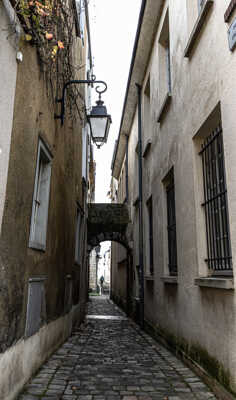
left=136, top=83, right=144, bottom=329
left=125, top=135, right=129, bottom=203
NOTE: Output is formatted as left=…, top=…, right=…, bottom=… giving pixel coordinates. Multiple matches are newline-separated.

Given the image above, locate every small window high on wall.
left=29, top=139, right=52, bottom=251
left=75, top=0, right=85, bottom=43
left=146, top=196, right=154, bottom=275
left=164, top=168, right=177, bottom=276
left=75, top=206, right=83, bottom=265
left=159, top=9, right=171, bottom=98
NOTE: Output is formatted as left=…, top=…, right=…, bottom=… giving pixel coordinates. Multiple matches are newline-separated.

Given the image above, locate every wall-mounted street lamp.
left=55, top=76, right=112, bottom=149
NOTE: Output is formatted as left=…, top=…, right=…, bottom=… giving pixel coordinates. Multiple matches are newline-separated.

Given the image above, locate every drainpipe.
left=125, top=135, right=129, bottom=203
left=136, top=83, right=144, bottom=329
left=125, top=135, right=130, bottom=315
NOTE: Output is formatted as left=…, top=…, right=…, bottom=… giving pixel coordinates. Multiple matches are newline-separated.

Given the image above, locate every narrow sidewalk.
left=18, top=296, right=217, bottom=400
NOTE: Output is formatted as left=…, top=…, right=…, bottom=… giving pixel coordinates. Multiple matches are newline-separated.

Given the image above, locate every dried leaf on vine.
left=25, top=33, right=33, bottom=41
left=58, top=41, right=64, bottom=49
left=45, top=32, right=53, bottom=40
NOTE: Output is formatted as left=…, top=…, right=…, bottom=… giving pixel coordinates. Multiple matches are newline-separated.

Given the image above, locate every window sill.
left=157, top=92, right=172, bottom=123
left=194, top=277, right=234, bottom=290
left=144, top=275, right=154, bottom=281
left=29, top=276, right=47, bottom=282
left=143, top=140, right=152, bottom=158
left=161, top=276, right=178, bottom=284
left=29, top=241, right=46, bottom=252
left=184, top=0, right=214, bottom=58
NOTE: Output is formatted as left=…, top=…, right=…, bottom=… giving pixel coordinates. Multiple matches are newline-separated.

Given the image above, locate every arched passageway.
left=88, top=240, right=134, bottom=316
left=87, top=203, right=131, bottom=251
left=87, top=204, right=133, bottom=315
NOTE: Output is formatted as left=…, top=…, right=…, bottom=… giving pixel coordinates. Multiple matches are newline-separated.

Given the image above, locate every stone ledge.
left=194, top=277, right=234, bottom=289
left=144, top=275, right=154, bottom=281
left=157, top=92, right=172, bottom=123
left=29, top=241, right=46, bottom=252
left=184, top=0, right=214, bottom=58
left=161, top=276, right=178, bottom=284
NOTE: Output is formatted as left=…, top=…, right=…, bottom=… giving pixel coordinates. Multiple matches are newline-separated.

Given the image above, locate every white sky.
left=89, top=0, right=142, bottom=203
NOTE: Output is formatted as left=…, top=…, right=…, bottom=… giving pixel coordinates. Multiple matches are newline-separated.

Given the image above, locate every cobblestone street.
left=18, top=297, right=217, bottom=400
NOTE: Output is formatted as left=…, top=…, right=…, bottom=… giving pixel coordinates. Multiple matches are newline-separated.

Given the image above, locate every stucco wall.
left=0, top=3, right=18, bottom=234
left=112, top=0, right=236, bottom=392
left=0, top=302, right=85, bottom=400
left=0, top=21, right=88, bottom=364
left=89, top=249, right=97, bottom=291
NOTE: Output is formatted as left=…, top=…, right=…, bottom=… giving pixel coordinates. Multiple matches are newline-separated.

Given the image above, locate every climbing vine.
left=14, top=0, right=87, bottom=122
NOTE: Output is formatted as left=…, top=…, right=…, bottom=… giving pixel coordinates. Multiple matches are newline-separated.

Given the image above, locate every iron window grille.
left=200, top=125, right=232, bottom=275
left=147, top=197, right=154, bottom=275
left=166, top=170, right=178, bottom=276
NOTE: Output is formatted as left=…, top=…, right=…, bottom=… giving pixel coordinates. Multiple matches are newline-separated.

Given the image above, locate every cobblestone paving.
left=18, top=296, right=217, bottom=400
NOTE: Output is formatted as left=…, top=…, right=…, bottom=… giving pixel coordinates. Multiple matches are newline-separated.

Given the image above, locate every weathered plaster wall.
left=0, top=30, right=88, bottom=395
left=0, top=303, right=83, bottom=400
left=89, top=249, right=97, bottom=291
left=0, top=4, right=18, bottom=234
left=113, top=0, right=236, bottom=392
left=111, top=241, right=127, bottom=308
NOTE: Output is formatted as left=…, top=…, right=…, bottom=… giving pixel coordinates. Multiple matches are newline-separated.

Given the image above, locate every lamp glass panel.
left=90, top=117, right=107, bottom=141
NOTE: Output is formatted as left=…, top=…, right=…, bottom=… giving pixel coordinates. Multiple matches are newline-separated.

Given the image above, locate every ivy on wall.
left=14, top=0, right=87, bottom=122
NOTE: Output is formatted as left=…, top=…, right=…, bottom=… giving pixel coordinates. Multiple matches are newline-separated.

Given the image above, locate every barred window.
left=166, top=170, right=178, bottom=276
left=200, top=125, right=232, bottom=274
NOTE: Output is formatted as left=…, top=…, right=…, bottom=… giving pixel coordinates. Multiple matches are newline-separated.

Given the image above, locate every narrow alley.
left=18, top=297, right=216, bottom=400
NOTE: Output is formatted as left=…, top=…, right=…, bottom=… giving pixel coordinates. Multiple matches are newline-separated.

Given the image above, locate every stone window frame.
left=184, top=0, right=214, bottom=58
left=75, top=203, right=84, bottom=266
left=157, top=8, right=172, bottom=123
left=82, top=124, right=88, bottom=183
left=162, top=167, right=178, bottom=278
left=145, top=195, right=154, bottom=276
left=25, top=276, right=47, bottom=338
left=192, top=103, right=234, bottom=289
left=75, top=0, right=86, bottom=43
left=29, top=138, right=52, bottom=252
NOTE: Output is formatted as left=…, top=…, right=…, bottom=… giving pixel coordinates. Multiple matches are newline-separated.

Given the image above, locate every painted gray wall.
left=0, top=3, right=18, bottom=234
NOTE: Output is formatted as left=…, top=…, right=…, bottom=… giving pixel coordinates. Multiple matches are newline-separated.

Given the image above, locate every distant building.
left=89, top=245, right=100, bottom=293
left=111, top=0, right=236, bottom=394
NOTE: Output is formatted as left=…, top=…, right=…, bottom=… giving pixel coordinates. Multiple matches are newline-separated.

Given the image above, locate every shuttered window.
left=29, top=139, right=52, bottom=251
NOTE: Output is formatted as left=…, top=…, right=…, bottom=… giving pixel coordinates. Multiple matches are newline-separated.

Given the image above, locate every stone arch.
left=87, top=231, right=131, bottom=253
left=87, top=203, right=131, bottom=253
left=87, top=204, right=133, bottom=315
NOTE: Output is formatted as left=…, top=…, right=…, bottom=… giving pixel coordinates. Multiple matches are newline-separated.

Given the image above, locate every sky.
left=89, top=0, right=142, bottom=203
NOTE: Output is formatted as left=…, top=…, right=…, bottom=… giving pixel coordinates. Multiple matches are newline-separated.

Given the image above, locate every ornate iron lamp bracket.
left=54, top=76, right=107, bottom=126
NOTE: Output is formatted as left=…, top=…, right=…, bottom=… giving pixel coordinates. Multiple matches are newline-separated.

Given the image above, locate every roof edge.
left=111, top=0, right=147, bottom=176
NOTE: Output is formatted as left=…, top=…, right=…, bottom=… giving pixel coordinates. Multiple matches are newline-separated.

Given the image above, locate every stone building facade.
left=111, top=0, right=236, bottom=394
left=0, top=0, right=95, bottom=398
left=89, top=246, right=100, bottom=293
